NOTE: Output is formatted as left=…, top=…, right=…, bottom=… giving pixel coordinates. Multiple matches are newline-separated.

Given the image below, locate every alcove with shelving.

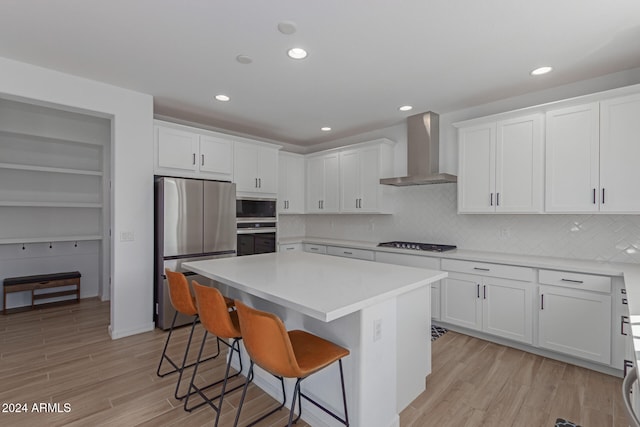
left=0, top=97, right=110, bottom=311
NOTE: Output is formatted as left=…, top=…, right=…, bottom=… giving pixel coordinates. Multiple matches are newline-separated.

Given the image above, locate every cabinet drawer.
left=539, top=269, right=611, bottom=293
left=375, top=251, right=440, bottom=270
left=279, top=243, right=301, bottom=252
left=303, top=243, right=327, bottom=254
left=327, top=246, right=374, bottom=261
left=441, top=259, right=534, bottom=282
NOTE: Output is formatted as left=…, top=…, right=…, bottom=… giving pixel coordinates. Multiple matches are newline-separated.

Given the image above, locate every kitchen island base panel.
left=227, top=290, right=428, bottom=427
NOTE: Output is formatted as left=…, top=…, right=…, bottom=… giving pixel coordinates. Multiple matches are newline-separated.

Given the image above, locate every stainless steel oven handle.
left=236, top=228, right=277, bottom=234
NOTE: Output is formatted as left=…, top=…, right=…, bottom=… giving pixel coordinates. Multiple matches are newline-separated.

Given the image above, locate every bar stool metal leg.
left=233, top=361, right=287, bottom=427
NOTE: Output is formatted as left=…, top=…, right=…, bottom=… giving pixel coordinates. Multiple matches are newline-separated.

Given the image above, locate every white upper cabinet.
left=278, top=152, right=305, bottom=214
left=339, top=141, right=394, bottom=213
left=458, top=114, right=543, bottom=213
left=545, top=103, right=600, bottom=212
left=234, top=141, right=279, bottom=196
left=155, top=121, right=233, bottom=181
left=545, top=93, right=640, bottom=213
left=306, top=152, right=340, bottom=213
left=599, top=93, right=640, bottom=212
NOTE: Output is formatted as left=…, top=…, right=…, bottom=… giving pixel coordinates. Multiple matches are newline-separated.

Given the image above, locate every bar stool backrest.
left=192, top=281, right=241, bottom=340
left=165, top=269, right=198, bottom=316
left=235, top=300, right=301, bottom=378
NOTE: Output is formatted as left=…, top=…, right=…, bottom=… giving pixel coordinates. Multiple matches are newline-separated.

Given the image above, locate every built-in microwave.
left=236, top=197, right=276, bottom=220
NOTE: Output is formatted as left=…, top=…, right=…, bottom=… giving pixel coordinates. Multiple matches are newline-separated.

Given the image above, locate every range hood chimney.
left=380, top=111, right=457, bottom=186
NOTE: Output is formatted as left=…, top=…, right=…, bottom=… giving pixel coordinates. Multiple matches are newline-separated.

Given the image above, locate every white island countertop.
left=183, top=251, right=446, bottom=322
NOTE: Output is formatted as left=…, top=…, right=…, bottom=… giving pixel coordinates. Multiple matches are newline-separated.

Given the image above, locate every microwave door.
left=203, top=180, right=237, bottom=254
left=163, top=178, right=204, bottom=257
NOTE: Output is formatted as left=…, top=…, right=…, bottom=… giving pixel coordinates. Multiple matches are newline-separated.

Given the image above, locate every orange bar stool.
left=156, top=269, right=232, bottom=400
left=184, top=281, right=247, bottom=425
left=233, top=300, right=350, bottom=427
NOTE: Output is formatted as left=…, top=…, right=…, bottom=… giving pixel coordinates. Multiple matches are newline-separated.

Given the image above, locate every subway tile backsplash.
left=279, top=184, right=640, bottom=264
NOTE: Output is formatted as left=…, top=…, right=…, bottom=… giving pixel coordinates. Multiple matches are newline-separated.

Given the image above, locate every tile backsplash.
left=279, top=184, right=640, bottom=264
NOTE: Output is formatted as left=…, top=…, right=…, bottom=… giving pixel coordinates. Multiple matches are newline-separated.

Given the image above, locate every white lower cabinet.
left=441, top=272, right=533, bottom=344
left=537, top=284, right=611, bottom=364
left=327, top=245, right=374, bottom=261
left=302, top=243, right=327, bottom=254
left=279, top=243, right=302, bottom=252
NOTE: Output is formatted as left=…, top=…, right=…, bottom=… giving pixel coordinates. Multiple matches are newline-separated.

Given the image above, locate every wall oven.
left=236, top=197, right=277, bottom=256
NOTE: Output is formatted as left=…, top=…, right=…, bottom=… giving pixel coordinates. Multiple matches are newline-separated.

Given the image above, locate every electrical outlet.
left=499, top=227, right=511, bottom=240
left=373, top=318, right=382, bottom=342
left=120, top=231, right=135, bottom=242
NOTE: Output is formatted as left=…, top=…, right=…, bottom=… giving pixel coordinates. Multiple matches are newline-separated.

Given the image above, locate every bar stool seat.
left=233, top=300, right=350, bottom=427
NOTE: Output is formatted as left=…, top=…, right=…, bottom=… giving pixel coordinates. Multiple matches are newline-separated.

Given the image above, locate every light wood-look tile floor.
left=0, top=298, right=626, bottom=427
left=402, top=330, right=627, bottom=427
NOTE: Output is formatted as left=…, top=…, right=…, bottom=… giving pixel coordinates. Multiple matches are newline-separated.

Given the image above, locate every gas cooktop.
left=377, top=241, right=457, bottom=252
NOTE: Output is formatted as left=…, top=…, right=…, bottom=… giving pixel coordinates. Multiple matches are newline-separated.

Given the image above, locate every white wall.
left=0, top=56, right=155, bottom=339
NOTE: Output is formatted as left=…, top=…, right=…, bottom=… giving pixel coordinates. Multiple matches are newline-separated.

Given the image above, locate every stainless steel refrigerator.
left=154, top=177, right=236, bottom=329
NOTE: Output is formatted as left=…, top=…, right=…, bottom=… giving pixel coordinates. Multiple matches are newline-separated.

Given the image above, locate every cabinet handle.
left=201, top=154, right=204, bottom=166
left=192, top=153, right=196, bottom=165
left=623, top=298, right=628, bottom=305
left=343, top=251, right=353, bottom=255
left=255, top=178, right=258, bottom=188
left=483, top=285, right=487, bottom=299
left=477, top=284, right=480, bottom=298
left=602, top=188, right=605, bottom=204
left=258, top=178, right=261, bottom=188
left=593, top=188, right=596, bottom=204
left=321, top=200, right=324, bottom=209
left=490, top=193, right=493, bottom=206
left=541, top=294, right=544, bottom=310
left=622, top=315, right=630, bottom=336
left=560, top=278, right=583, bottom=284
left=310, top=247, right=318, bottom=251
left=624, top=359, right=634, bottom=377
left=473, top=267, right=490, bottom=271
left=496, top=193, right=500, bottom=206
left=622, top=288, right=627, bottom=295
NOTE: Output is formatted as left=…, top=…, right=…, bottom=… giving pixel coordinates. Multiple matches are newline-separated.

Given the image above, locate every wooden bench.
left=3, top=271, right=81, bottom=315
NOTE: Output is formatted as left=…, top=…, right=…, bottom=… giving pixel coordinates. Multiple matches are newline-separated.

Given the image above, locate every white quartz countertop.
left=183, top=251, right=446, bottom=322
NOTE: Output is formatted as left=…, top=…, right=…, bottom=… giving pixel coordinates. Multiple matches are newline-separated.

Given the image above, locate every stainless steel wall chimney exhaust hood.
left=380, top=111, right=457, bottom=186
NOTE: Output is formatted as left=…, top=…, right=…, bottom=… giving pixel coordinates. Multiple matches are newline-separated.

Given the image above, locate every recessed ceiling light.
left=236, top=55, right=253, bottom=64
left=530, top=66, right=553, bottom=76
left=215, top=94, right=230, bottom=102
left=277, top=21, right=297, bottom=35
left=399, top=105, right=413, bottom=112
left=321, top=127, right=332, bottom=132
left=287, top=47, right=308, bottom=60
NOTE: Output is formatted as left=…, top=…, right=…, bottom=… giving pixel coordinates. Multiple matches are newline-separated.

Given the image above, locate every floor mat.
left=555, top=418, right=581, bottom=427
left=431, top=325, right=448, bottom=341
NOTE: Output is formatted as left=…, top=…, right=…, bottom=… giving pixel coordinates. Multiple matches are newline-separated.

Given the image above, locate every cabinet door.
left=322, top=153, right=340, bottom=212
left=234, top=142, right=259, bottom=192
left=199, top=135, right=233, bottom=178
left=458, top=123, right=496, bottom=213
left=600, top=93, right=640, bottom=212
left=285, top=155, right=305, bottom=213
left=441, top=273, right=482, bottom=331
left=340, top=149, right=360, bottom=212
left=306, top=156, right=324, bottom=213
left=157, top=126, right=198, bottom=172
left=545, top=103, right=600, bottom=212
left=538, top=285, right=611, bottom=364
left=279, top=154, right=305, bottom=213
left=482, top=278, right=533, bottom=344
left=495, top=114, right=543, bottom=213
left=257, top=147, right=278, bottom=194
left=431, top=283, right=441, bottom=321
left=359, top=146, right=382, bottom=211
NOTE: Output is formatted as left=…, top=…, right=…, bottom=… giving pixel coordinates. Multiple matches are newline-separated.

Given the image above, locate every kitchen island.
left=183, top=251, right=447, bottom=427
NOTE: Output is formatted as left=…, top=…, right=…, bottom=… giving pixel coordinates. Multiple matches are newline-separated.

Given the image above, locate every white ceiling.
left=1, top=1, right=639, bottom=146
